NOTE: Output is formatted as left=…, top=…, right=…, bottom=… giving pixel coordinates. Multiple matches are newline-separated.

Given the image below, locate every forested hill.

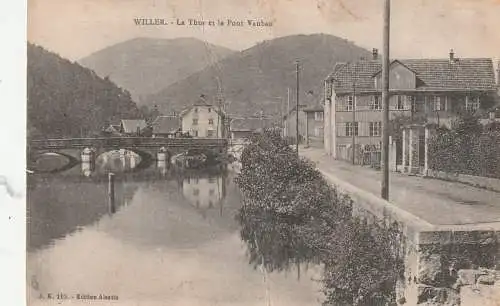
left=27, top=43, right=143, bottom=139
left=144, top=34, right=371, bottom=117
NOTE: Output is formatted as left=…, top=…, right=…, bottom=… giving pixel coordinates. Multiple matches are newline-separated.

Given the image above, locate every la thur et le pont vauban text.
left=134, top=18, right=273, bottom=27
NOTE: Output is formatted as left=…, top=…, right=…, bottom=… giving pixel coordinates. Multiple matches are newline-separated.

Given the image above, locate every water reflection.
left=27, top=154, right=323, bottom=305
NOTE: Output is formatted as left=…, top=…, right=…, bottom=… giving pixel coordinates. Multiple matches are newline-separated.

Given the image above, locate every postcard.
left=25, top=0, right=500, bottom=305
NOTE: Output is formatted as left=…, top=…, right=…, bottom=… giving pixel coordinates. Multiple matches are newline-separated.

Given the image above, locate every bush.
left=429, top=116, right=500, bottom=178
left=235, top=129, right=403, bottom=306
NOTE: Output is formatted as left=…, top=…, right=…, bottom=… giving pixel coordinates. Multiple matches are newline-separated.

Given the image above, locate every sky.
left=28, top=0, right=500, bottom=62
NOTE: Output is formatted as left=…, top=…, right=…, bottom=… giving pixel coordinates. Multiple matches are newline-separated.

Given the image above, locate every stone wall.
left=318, top=168, right=500, bottom=305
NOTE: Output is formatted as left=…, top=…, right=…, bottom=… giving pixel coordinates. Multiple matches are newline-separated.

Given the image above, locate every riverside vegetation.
left=235, top=130, right=404, bottom=306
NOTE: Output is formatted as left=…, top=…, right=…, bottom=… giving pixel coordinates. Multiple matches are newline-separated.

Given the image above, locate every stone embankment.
left=300, top=147, right=500, bottom=306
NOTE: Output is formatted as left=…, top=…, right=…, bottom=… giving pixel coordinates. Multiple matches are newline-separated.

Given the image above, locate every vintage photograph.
left=26, top=0, right=500, bottom=305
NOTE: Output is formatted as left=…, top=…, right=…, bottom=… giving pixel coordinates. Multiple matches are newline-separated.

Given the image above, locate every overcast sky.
left=28, top=0, right=500, bottom=62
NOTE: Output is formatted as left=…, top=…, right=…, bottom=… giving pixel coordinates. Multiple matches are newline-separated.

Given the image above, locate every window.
left=208, top=177, right=216, bottom=183
left=208, top=118, right=214, bottom=125
left=466, top=96, right=480, bottom=112
left=396, top=96, right=405, bottom=110
left=209, top=189, right=215, bottom=196
left=369, top=122, right=382, bottom=137
left=194, top=107, right=198, bottom=113
left=193, top=188, right=199, bottom=196
left=370, top=96, right=382, bottom=110
left=432, top=96, right=446, bottom=111
left=346, top=96, right=354, bottom=111
left=314, top=126, right=324, bottom=137
left=192, top=118, right=198, bottom=125
left=208, top=200, right=214, bottom=208
left=345, top=122, right=359, bottom=136
left=314, top=112, right=324, bottom=121
left=192, top=130, right=198, bottom=137
left=207, top=130, right=215, bottom=137
left=208, top=108, right=212, bottom=113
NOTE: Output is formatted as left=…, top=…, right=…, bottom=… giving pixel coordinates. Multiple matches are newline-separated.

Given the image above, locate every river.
left=27, top=150, right=323, bottom=306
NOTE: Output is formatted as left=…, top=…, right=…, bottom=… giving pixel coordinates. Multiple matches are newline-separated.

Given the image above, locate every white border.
left=0, top=0, right=27, bottom=305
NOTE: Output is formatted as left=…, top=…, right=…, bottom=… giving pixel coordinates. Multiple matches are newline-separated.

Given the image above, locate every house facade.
left=324, top=50, right=498, bottom=163
left=180, top=101, right=226, bottom=138
left=283, top=91, right=324, bottom=147
left=303, top=105, right=324, bottom=147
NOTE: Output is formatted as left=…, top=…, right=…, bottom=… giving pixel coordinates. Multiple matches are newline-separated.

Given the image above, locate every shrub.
left=235, top=129, right=403, bottom=306
left=429, top=116, right=500, bottom=178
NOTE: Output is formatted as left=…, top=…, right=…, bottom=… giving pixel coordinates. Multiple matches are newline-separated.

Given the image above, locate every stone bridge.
left=28, top=137, right=228, bottom=169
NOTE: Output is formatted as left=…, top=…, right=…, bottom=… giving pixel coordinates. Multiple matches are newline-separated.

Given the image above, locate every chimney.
left=372, top=48, right=379, bottom=60
left=449, top=49, right=455, bottom=62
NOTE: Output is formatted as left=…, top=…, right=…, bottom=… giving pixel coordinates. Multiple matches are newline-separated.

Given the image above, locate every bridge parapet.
left=29, top=137, right=228, bottom=150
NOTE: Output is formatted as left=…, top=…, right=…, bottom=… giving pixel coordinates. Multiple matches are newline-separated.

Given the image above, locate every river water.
left=27, top=151, right=322, bottom=306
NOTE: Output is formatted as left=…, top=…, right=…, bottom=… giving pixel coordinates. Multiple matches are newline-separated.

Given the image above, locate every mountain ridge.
left=143, top=34, right=372, bottom=117
left=79, top=37, right=235, bottom=102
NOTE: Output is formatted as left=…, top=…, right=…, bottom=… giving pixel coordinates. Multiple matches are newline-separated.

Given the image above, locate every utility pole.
left=296, top=60, right=300, bottom=157
left=352, top=81, right=356, bottom=165
left=287, top=88, right=290, bottom=137
left=381, top=0, right=391, bottom=200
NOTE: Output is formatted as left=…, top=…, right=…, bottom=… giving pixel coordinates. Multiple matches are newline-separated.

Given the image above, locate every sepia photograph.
left=25, top=0, right=500, bottom=305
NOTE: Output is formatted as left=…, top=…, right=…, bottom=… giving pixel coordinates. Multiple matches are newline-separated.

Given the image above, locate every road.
left=300, top=147, right=500, bottom=227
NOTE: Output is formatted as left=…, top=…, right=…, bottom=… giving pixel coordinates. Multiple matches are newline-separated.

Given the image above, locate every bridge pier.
left=81, top=147, right=95, bottom=176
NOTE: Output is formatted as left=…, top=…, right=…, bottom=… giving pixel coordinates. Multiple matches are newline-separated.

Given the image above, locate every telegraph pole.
left=296, top=60, right=300, bottom=157
left=381, top=0, right=391, bottom=200
left=287, top=88, right=290, bottom=137
left=352, top=82, right=356, bottom=165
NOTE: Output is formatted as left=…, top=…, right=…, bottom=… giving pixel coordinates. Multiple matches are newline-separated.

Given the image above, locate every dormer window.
left=208, top=108, right=212, bottom=113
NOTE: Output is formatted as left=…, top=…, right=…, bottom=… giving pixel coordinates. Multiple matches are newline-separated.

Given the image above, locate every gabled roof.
left=151, top=116, right=181, bottom=134
left=120, top=119, right=147, bottom=133
left=179, top=99, right=226, bottom=118
left=371, top=59, right=418, bottom=76
left=230, top=117, right=276, bottom=132
left=328, top=58, right=497, bottom=93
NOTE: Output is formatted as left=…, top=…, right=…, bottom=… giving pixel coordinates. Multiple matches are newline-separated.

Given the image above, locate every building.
left=120, top=119, right=148, bottom=136
left=303, top=103, right=325, bottom=147
left=283, top=91, right=324, bottom=147
left=324, top=49, right=498, bottom=164
left=229, top=117, right=276, bottom=140
left=151, top=115, right=181, bottom=138
left=180, top=99, right=226, bottom=138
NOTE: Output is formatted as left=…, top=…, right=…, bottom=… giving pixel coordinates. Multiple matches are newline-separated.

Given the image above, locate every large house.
left=180, top=100, right=226, bottom=138
left=324, top=49, right=498, bottom=163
